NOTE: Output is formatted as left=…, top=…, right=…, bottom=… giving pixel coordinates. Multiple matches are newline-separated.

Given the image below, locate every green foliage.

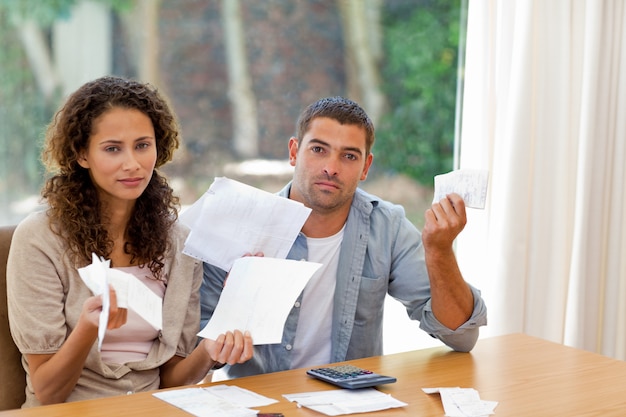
left=0, top=7, right=48, bottom=199
left=376, top=0, right=461, bottom=186
left=0, top=0, right=75, bottom=24
left=0, top=0, right=132, bottom=25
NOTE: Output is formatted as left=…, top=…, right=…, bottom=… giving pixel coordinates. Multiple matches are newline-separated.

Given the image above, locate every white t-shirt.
left=290, top=226, right=345, bottom=369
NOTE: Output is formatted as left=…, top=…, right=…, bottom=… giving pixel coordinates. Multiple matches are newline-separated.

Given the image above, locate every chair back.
left=0, top=225, right=26, bottom=410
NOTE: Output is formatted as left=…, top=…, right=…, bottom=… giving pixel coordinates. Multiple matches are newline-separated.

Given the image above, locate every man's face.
left=288, top=117, right=373, bottom=215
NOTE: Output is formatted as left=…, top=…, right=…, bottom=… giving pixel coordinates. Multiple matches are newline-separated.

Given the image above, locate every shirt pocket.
left=353, top=274, right=388, bottom=325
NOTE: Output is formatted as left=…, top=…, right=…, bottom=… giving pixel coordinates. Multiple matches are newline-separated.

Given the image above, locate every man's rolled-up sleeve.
left=418, top=284, right=487, bottom=352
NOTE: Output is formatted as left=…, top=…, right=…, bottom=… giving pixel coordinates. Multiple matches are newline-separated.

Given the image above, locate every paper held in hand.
left=77, top=254, right=110, bottom=351
left=433, top=169, right=489, bottom=209
left=78, top=254, right=164, bottom=350
left=180, top=177, right=312, bottom=271
left=198, top=256, right=322, bottom=345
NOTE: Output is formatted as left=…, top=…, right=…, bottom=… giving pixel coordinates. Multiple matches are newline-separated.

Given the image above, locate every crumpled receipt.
left=78, top=254, right=163, bottom=350
left=284, top=388, right=407, bottom=416
left=423, top=387, right=498, bottom=417
left=433, top=169, right=489, bottom=209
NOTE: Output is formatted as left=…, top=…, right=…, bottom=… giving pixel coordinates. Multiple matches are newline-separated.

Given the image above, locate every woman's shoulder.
left=11, top=210, right=68, bottom=262
left=14, top=210, right=52, bottom=237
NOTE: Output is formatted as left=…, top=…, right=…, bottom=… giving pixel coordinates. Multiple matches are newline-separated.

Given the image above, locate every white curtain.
left=457, top=0, right=626, bottom=359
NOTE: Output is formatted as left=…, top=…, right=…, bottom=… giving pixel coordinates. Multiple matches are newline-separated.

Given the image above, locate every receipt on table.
left=433, top=169, right=489, bottom=209
left=284, top=388, right=407, bottom=416
left=153, top=386, right=261, bottom=417
left=423, top=387, right=498, bottom=417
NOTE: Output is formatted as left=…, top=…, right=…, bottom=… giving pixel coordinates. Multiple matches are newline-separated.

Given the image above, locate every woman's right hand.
left=26, top=285, right=127, bottom=405
left=80, top=285, right=127, bottom=329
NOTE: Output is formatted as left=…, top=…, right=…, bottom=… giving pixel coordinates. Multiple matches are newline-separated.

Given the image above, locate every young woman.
left=7, top=76, right=252, bottom=407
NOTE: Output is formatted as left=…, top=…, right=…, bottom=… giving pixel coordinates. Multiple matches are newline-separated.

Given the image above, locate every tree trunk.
left=339, top=0, right=386, bottom=125
left=53, top=1, right=112, bottom=95
left=221, top=0, right=258, bottom=158
left=16, top=20, right=60, bottom=100
left=123, top=0, right=162, bottom=85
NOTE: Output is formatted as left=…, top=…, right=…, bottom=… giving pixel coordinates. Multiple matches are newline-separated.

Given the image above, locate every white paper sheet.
left=78, top=254, right=164, bottom=350
left=81, top=254, right=110, bottom=351
left=153, top=387, right=259, bottom=417
left=180, top=177, right=311, bottom=271
left=433, top=169, right=489, bottom=209
left=198, top=256, right=321, bottom=344
left=283, top=388, right=407, bottom=416
left=203, top=385, right=278, bottom=407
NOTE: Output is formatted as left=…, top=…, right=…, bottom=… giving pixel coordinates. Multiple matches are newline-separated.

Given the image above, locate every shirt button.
left=294, top=301, right=301, bottom=308
left=300, top=258, right=306, bottom=261
left=126, top=391, right=134, bottom=395
left=285, top=344, right=292, bottom=351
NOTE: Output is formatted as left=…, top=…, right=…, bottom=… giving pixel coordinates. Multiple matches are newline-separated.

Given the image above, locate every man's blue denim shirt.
left=200, top=183, right=487, bottom=378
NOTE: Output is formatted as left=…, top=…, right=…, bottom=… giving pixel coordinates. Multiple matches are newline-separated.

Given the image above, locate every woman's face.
left=78, top=107, right=157, bottom=208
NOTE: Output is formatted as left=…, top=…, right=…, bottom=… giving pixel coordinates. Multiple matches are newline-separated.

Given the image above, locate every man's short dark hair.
left=295, top=96, right=375, bottom=154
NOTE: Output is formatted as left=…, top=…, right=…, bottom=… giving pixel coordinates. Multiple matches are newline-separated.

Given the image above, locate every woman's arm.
left=159, top=330, right=253, bottom=387
left=26, top=288, right=126, bottom=405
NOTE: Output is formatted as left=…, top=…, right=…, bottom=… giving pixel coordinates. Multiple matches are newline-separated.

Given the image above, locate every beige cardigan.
left=7, top=211, right=203, bottom=407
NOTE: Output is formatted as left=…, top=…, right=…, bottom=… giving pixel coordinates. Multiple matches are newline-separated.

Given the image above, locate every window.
left=0, top=0, right=466, bottom=231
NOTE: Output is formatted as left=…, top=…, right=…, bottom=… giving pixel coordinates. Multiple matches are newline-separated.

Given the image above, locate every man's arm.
left=422, top=193, right=474, bottom=330
left=200, top=263, right=229, bottom=331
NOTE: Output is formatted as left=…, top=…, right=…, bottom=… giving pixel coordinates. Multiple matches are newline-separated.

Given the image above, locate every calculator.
left=306, top=364, right=397, bottom=389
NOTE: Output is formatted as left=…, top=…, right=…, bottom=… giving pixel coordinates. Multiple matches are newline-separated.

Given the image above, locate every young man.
left=201, top=96, right=487, bottom=378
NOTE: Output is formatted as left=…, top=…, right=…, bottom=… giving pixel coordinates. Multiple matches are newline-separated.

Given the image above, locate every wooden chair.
left=0, top=225, right=26, bottom=410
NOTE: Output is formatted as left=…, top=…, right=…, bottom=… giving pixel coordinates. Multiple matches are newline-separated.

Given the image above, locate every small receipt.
left=423, top=387, right=498, bottom=417
left=433, top=169, right=489, bottom=209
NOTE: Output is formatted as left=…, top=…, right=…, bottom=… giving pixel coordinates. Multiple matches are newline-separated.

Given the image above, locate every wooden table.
left=2, top=333, right=626, bottom=416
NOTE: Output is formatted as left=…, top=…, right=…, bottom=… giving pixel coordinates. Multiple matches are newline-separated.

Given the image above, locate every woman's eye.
left=105, top=146, right=120, bottom=152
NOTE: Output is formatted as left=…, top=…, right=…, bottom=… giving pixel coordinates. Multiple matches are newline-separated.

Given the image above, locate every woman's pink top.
left=100, top=266, right=166, bottom=364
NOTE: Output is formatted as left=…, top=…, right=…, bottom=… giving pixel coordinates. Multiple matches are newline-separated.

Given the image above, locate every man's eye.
left=312, top=146, right=323, bottom=153
left=345, top=154, right=357, bottom=161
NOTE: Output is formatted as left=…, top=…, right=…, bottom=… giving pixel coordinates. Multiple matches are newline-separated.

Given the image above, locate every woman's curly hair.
left=41, top=76, right=181, bottom=280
